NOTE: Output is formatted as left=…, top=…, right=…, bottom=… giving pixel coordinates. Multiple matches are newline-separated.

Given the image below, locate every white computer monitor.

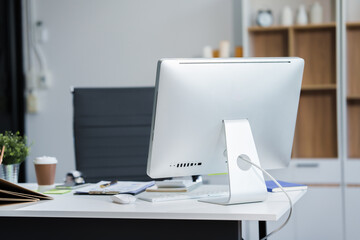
left=147, top=58, right=304, bottom=205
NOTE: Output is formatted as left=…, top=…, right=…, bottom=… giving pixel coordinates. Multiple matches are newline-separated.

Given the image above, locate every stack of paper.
left=75, top=181, right=155, bottom=195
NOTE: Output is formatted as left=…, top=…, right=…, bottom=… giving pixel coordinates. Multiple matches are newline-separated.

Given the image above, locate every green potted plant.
left=0, top=131, right=30, bottom=183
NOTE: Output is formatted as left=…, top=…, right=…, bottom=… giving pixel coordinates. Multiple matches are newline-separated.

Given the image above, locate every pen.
left=100, top=180, right=117, bottom=188
left=0, top=146, right=5, bottom=165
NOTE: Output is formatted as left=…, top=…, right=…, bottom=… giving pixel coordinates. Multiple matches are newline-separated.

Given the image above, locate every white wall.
left=25, top=0, right=235, bottom=182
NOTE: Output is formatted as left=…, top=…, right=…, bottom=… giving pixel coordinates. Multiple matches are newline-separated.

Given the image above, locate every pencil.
left=100, top=180, right=117, bottom=188
left=0, top=146, right=5, bottom=165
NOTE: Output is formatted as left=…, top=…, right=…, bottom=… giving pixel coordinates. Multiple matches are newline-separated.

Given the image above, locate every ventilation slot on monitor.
left=176, top=162, right=202, bottom=168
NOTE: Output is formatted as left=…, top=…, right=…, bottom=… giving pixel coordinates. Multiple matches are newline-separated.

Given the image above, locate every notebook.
left=0, top=178, right=53, bottom=205
left=265, top=180, right=307, bottom=193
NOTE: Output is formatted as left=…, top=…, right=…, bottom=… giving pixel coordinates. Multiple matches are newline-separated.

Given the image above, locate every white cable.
left=239, top=157, right=293, bottom=240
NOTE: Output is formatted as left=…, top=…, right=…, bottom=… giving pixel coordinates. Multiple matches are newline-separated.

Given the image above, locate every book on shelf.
left=265, top=180, right=307, bottom=193
left=0, top=178, right=53, bottom=205
left=146, top=180, right=201, bottom=192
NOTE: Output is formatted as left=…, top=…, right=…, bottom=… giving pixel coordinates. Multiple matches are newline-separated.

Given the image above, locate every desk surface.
left=0, top=184, right=306, bottom=221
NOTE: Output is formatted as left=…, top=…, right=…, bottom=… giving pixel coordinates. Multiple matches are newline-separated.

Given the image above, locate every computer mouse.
left=111, top=194, right=137, bottom=204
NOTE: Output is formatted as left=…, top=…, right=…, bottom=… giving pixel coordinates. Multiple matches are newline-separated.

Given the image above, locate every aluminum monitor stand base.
left=200, top=119, right=268, bottom=205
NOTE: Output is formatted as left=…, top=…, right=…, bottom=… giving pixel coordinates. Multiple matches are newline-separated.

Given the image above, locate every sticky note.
left=44, top=189, right=71, bottom=194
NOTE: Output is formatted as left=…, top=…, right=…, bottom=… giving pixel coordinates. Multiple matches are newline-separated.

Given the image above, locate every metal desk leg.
left=238, top=220, right=243, bottom=240
left=259, top=221, right=267, bottom=239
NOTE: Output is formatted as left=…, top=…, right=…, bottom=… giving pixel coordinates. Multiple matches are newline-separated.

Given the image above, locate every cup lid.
left=33, top=156, right=58, bottom=164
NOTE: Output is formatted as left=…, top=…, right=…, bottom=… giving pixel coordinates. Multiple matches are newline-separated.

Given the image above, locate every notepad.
left=74, top=181, right=155, bottom=195
left=265, top=180, right=307, bottom=193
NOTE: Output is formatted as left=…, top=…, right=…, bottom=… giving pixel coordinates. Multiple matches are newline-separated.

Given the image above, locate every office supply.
left=0, top=145, right=5, bottom=165
left=74, top=181, right=155, bottom=195
left=72, top=87, right=155, bottom=183
left=266, top=180, right=307, bottom=193
left=111, top=194, right=137, bottom=204
left=138, top=185, right=229, bottom=203
left=146, top=180, right=201, bottom=192
left=63, top=170, right=85, bottom=186
left=0, top=178, right=52, bottom=204
left=0, top=183, right=306, bottom=240
left=43, top=189, right=71, bottom=195
left=55, top=183, right=91, bottom=190
left=147, top=58, right=304, bottom=205
left=100, top=180, right=117, bottom=188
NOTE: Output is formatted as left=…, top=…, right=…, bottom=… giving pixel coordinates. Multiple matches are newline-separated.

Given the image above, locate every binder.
left=265, top=180, right=307, bottom=193
left=0, top=178, right=53, bottom=205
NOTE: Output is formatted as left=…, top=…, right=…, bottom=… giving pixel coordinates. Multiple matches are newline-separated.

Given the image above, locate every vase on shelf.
left=310, top=2, right=323, bottom=24
left=296, top=5, right=308, bottom=25
left=281, top=6, right=293, bottom=26
left=1, top=163, right=20, bottom=183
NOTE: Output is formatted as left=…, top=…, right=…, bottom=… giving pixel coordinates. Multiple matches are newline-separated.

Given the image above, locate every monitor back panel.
left=148, top=58, right=304, bottom=178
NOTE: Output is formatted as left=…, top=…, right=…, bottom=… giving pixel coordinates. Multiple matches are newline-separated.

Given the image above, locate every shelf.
left=292, top=22, right=336, bottom=30
left=347, top=22, right=360, bottom=28
left=347, top=21, right=360, bottom=158
left=248, top=23, right=336, bottom=32
left=249, top=30, right=289, bottom=57
left=248, top=20, right=338, bottom=159
left=248, top=26, right=289, bottom=32
left=347, top=26, right=360, bottom=96
left=302, top=84, right=337, bottom=91
left=348, top=102, right=360, bottom=157
left=347, top=96, right=360, bottom=101
left=293, top=27, right=336, bottom=86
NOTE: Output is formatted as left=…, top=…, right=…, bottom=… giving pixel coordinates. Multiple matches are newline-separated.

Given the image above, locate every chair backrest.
left=72, top=87, right=154, bottom=182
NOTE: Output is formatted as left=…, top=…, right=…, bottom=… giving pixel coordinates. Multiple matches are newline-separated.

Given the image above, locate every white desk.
left=0, top=184, right=306, bottom=240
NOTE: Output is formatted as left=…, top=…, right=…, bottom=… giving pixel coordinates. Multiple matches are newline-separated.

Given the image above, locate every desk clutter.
left=0, top=177, right=307, bottom=206
left=73, top=179, right=199, bottom=195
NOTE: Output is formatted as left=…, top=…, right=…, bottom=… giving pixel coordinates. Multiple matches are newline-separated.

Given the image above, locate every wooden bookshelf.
left=292, top=26, right=336, bottom=86
left=249, top=28, right=289, bottom=57
left=302, top=84, right=337, bottom=91
left=292, top=22, right=336, bottom=30
left=348, top=101, right=360, bottom=158
left=248, top=23, right=336, bottom=32
left=292, top=91, right=337, bottom=158
left=347, top=96, right=360, bottom=101
left=249, top=23, right=338, bottom=158
left=346, top=22, right=360, bottom=158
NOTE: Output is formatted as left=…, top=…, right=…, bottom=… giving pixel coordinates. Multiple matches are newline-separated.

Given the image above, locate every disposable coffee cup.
left=34, top=156, right=57, bottom=192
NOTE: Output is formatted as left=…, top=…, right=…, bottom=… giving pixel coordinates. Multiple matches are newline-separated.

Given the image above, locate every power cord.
left=239, top=156, right=293, bottom=240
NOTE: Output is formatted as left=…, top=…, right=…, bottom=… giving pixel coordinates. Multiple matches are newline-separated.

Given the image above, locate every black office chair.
left=72, top=87, right=154, bottom=183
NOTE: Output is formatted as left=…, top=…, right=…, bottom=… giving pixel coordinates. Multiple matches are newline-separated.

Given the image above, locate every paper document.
left=75, top=181, right=155, bottom=195
left=147, top=181, right=201, bottom=192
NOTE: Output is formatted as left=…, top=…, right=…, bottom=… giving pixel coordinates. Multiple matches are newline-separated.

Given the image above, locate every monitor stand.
left=200, top=119, right=268, bottom=205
